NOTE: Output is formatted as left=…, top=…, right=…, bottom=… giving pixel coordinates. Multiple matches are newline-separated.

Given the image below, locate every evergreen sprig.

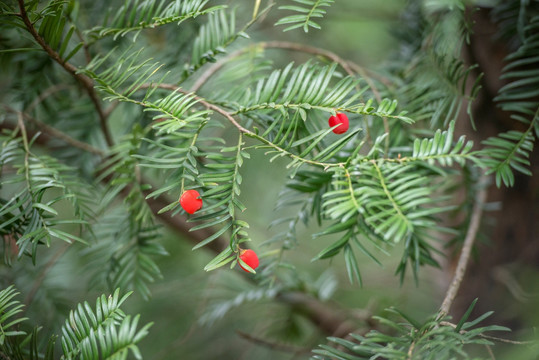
left=187, top=9, right=246, bottom=76
left=480, top=112, right=537, bottom=187
left=275, top=0, right=335, bottom=32
left=91, top=129, right=167, bottom=299
left=0, top=285, right=56, bottom=360
left=60, top=289, right=151, bottom=360
left=194, top=133, right=251, bottom=269
left=8, top=0, right=85, bottom=62
left=0, top=132, right=93, bottom=264
left=493, top=7, right=539, bottom=118
left=87, top=0, right=225, bottom=41
left=0, top=285, right=27, bottom=344
left=0, top=286, right=149, bottom=360
left=312, top=300, right=510, bottom=360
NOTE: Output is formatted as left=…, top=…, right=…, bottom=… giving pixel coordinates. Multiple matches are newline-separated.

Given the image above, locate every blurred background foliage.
left=1, top=0, right=538, bottom=359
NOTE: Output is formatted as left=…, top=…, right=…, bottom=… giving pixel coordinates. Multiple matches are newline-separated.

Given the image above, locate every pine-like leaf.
left=480, top=113, right=537, bottom=187
left=312, top=302, right=510, bottom=360
left=83, top=48, right=210, bottom=130
left=0, top=285, right=57, bottom=360
left=87, top=0, right=225, bottom=40
left=189, top=134, right=251, bottom=270
left=275, top=0, right=335, bottom=32
left=409, top=120, right=477, bottom=166
left=0, top=133, right=94, bottom=263
left=397, top=55, right=483, bottom=127
left=60, top=289, right=152, bottom=360
left=188, top=9, right=240, bottom=72
left=0, top=285, right=28, bottom=342
left=493, top=6, right=539, bottom=118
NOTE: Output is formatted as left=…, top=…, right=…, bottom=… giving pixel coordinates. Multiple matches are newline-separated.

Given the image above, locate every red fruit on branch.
left=239, top=249, right=259, bottom=272
left=328, top=112, right=349, bottom=134
left=179, top=189, right=203, bottom=214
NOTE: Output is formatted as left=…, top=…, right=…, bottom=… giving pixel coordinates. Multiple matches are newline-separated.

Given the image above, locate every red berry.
left=328, top=112, right=349, bottom=134
left=239, top=249, right=259, bottom=272
left=179, top=189, right=202, bottom=214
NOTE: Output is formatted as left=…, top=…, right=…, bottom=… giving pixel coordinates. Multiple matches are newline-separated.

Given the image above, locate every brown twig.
left=17, top=0, right=114, bottom=147
left=136, top=83, right=345, bottom=169
left=440, top=176, right=488, bottom=316
left=138, top=83, right=258, bottom=134
left=486, top=345, right=496, bottom=360
left=24, top=243, right=71, bottom=306
left=191, top=41, right=358, bottom=92
left=406, top=340, right=415, bottom=360
left=276, top=291, right=357, bottom=337
left=236, top=330, right=311, bottom=354
left=3, top=106, right=105, bottom=156
left=25, top=84, right=72, bottom=113
left=190, top=40, right=393, bottom=144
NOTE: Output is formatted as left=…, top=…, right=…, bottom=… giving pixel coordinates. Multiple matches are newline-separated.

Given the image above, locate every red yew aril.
left=179, top=189, right=203, bottom=214
left=239, top=249, right=259, bottom=272
left=328, top=112, right=349, bottom=134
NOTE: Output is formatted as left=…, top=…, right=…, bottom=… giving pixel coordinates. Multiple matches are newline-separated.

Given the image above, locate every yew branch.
left=17, top=0, right=113, bottom=147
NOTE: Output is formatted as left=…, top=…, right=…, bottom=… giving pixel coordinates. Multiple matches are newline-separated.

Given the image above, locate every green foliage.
left=199, top=286, right=280, bottom=325
left=87, top=0, right=225, bottom=41
left=0, top=132, right=93, bottom=264
left=90, top=129, right=168, bottom=300
left=275, top=0, right=335, bottom=32
left=312, top=300, right=510, bottom=360
left=187, top=9, right=245, bottom=75
left=0, top=285, right=55, bottom=360
left=384, top=1, right=482, bottom=127
left=410, top=120, right=476, bottom=166
left=83, top=48, right=210, bottom=127
left=318, top=161, right=450, bottom=284
left=60, top=289, right=151, bottom=360
left=492, top=4, right=539, bottom=117
left=229, top=60, right=412, bottom=125
left=0, top=0, right=537, bottom=358
left=481, top=116, right=537, bottom=187
left=191, top=133, right=251, bottom=255
left=0, top=285, right=27, bottom=344
left=0, top=286, right=149, bottom=360
left=478, top=4, right=539, bottom=187
left=5, top=0, right=83, bottom=62
left=267, top=120, right=475, bottom=284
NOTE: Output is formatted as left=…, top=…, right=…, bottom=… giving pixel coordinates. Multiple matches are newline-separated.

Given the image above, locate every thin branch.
left=137, top=83, right=346, bottom=169
left=191, top=40, right=390, bottom=96
left=17, top=0, right=114, bottom=147
left=236, top=330, right=311, bottom=354
left=406, top=340, right=415, bottom=360
left=191, top=40, right=357, bottom=92
left=439, top=177, right=488, bottom=316
left=190, top=41, right=392, bottom=144
left=276, top=291, right=357, bottom=338
left=24, top=243, right=71, bottom=306
left=3, top=106, right=105, bottom=156
left=486, top=345, right=496, bottom=360
left=25, top=84, right=72, bottom=113
left=440, top=321, right=534, bottom=345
